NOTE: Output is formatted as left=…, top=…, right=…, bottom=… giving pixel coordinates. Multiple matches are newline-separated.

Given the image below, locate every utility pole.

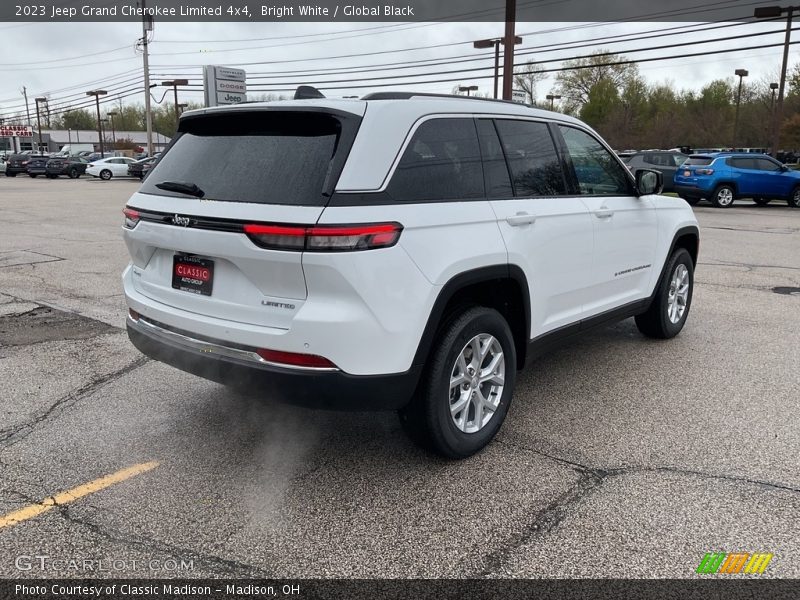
left=140, top=0, right=154, bottom=157
left=86, top=90, right=108, bottom=156
left=35, top=97, right=46, bottom=152
left=21, top=86, right=31, bottom=127
left=754, top=5, right=796, bottom=157
left=502, top=0, right=517, bottom=101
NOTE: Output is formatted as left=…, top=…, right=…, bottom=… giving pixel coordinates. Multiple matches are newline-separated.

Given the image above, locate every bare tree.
left=513, top=61, right=547, bottom=105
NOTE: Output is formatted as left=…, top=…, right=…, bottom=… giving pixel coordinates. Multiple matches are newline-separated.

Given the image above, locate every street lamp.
left=473, top=36, right=522, bottom=99
left=162, top=79, right=189, bottom=122
left=732, top=69, right=748, bottom=149
left=107, top=111, right=118, bottom=148
left=754, top=5, right=797, bottom=156
left=34, top=97, right=46, bottom=153
left=546, top=94, right=562, bottom=111
left=458, top=85, right=479, bottom=97
left=85, top=90, right=107, bottom=156
left=177, top=103, right=188, bottom=116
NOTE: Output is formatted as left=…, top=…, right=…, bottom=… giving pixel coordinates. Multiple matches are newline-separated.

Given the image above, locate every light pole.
left=107, top=111, right=118, bottom=148
left=86, top=90, right=107, bottom=156
left=502, top=0, right=517, bottom=101
left=177, top=103, right=188, bottom=116
left=458, top=85, right=479, bottom=97
left=546, top=94, right=562, bottom=111
left=732, top=68, right=748, bottom=149
left=34, top=97, right=46, bottom=153
left=474, top=36, right=522, bottom=99
left=754, top=5, right=797, bottom=156
left=162, top=79, right=189, bottom=122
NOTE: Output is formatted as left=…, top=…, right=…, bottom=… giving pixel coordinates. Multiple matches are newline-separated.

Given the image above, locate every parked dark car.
left=25, top=154, right=51, bottom=178
left=5, top=154, right=33, bottom=177
left=127, top=156, right=157, bottom=180
left=622, top=151, right=688, bottom=193
left=45, top=156, right=89, bottom=179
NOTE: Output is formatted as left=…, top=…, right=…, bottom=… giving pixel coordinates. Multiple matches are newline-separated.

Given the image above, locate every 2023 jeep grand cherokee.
left=122, top=90, right=699, bottom=458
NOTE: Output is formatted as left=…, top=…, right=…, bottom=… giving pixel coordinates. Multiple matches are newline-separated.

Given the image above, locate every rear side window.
left=755, top=158, right=782, bottom=171
left=388, top=118, right=483, bottom=202
left=686, top=157, right=714, bottom=166
left=140, top=111, right=342, bottom=206
left=495, top=120, right=566, bottom=196
left=728, top=157, right=756, bottom=170
left=559, top=126, right=631, bottom=195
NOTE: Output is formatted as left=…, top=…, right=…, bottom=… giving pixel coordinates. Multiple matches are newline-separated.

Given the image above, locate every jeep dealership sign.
left=203, top=66, right=247, bottom=107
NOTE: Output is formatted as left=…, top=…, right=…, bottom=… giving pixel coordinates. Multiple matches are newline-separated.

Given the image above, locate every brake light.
left=696, top=168, right=714, bottom=175
left=123, top=207, right=140, bottom=229
left=244, top=222, right=403, bottom=252
left=256, top=348, right=337, bottom=369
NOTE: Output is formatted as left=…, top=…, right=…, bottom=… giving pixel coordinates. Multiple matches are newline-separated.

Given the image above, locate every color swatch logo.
left=697, top=552, right=773, bottom=574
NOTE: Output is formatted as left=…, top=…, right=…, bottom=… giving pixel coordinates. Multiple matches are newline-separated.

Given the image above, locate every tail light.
left=696, top=169, right=714, bottom=175
left=256, top=348, right=337, bottom=370
left=244, top=222, right=403, bottom=252
left=122, top=207, right=140, bottom=229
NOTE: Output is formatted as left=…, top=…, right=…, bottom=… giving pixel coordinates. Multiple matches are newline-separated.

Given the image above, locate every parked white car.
left=87, top=157, right=137, bottom=180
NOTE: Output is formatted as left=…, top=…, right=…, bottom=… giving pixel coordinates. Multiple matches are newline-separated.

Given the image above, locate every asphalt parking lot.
left=0, top=175, right=798, bottom=579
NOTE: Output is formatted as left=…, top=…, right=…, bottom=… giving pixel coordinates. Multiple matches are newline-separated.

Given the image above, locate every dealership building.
left=0, top=128, right=171, bottom=154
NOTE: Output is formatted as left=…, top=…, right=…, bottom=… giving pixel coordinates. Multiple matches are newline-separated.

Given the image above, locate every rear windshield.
left=685, top=156, right=714, bottom=166
left=140, top=111, right=343, bottom=206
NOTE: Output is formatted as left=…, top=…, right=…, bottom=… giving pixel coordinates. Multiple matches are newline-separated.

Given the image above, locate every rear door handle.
left=594, top=208, right=614, bottom=219
left=506, top=212, right=536, bottom=226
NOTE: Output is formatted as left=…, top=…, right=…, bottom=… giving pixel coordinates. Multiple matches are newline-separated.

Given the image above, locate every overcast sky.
left=0, top=19, right=792, bottom=119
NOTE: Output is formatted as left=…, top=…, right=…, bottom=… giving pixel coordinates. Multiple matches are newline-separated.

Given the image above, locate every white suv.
left=122, top=90, right=699, bottom=458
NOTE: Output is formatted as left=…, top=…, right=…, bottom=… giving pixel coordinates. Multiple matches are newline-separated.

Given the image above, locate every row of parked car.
left=1, top=152, right=157, bottom=180
left=618, top=150, right=800, bottom=208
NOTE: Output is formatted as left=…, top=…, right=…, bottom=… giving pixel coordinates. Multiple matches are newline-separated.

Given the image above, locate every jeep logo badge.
left=172, top=214, right=191, bottom=227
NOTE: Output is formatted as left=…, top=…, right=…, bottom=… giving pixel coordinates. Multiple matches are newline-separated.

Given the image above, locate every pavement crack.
left=0, top=356, right=150, bottom=449
left=55, top=506, right=272, bottom=578
left=481, top=439, right=800, bottom=576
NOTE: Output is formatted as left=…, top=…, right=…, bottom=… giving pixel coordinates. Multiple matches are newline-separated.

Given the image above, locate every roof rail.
left=360, top=91, right=527, bottom=107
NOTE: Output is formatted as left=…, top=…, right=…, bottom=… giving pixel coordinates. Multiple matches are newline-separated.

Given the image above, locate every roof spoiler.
left=294, top=86, right=326, bottom=100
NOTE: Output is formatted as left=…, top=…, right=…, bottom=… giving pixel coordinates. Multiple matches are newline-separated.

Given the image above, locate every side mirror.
left=635, top=168, right=663, bottom=195
left=780, top=164, right=789, bottom=171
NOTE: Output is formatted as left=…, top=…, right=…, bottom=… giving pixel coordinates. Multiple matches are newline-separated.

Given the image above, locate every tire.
left=789, top=186, right=800, bottom=208
left=68, top=168, right=79, bottom=179
left=680, top=196, right=700, bottom=206
left=398, top=306, right=517, bottom=459
left=635, top=248, right=694, bottom=339
left=753, top=197, right=771, bottom=206
left=710, top=185, right=735, bottom=208
left=99, top=169, right=112, bottom=181
left=5, top=172, right=16, bottom=177
left=28, top=174, right=37, bottom=178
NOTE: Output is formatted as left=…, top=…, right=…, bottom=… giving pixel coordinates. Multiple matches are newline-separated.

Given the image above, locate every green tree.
left=555, top=50, right=639, bottom=113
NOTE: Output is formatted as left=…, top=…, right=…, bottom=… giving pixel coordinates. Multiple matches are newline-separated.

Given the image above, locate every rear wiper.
left=155, top=180, right=205, bottom=198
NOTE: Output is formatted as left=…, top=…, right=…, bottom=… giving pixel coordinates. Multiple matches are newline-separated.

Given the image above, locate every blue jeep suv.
left=674, top=152, right=800, bottom=208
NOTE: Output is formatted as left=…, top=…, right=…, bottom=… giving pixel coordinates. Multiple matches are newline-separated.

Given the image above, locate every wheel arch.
left=412, top=265, right=531, bottom=371
left=646, top=225, right=699, bottom=308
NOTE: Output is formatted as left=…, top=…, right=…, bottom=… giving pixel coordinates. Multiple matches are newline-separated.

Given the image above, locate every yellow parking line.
left=0, top=461, right=159, bottom=529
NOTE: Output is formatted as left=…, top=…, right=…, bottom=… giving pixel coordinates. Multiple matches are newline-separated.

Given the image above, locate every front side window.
left=495, top=120, right=566, bottom=197
left=559, top=126, right=631, bottom=195
left=387, top=118, right=484, bottom=202
left=755, top=158, right=782, bottom=172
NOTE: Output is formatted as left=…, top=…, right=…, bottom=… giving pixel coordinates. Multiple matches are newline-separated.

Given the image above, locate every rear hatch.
left=677, top=155, right=716, bottom=183
left=124, top=106, right=362, bottom=330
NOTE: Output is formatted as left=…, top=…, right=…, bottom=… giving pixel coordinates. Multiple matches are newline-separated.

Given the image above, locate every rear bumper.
left=674, top=184, right=709, bottom=198
left=126, top=317, right=421, bottom=411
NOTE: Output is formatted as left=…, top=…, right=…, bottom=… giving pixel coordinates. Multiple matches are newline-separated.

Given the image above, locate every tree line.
left=514, top=50, right=800, bottom=151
